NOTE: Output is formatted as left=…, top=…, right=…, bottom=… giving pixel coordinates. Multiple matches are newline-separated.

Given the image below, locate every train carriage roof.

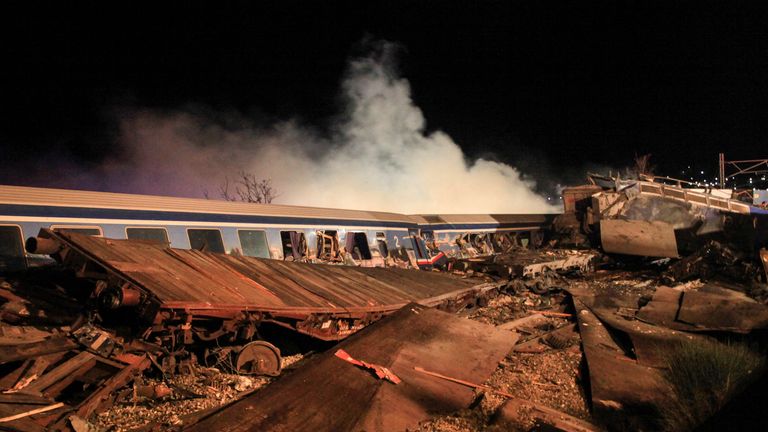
left=0, top=185, right=416, bottom=224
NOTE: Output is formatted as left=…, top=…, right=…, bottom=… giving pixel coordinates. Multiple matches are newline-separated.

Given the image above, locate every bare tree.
left=633, top=153, right=655, bottom=178
left=206, top=171, right=280, bottom=203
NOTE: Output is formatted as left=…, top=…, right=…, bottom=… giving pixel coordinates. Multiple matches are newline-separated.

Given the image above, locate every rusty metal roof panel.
left=48, top=232, right=483, bottom=313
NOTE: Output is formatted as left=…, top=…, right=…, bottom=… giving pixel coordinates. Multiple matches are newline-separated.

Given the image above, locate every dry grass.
left=661, top=339, right=765, bottom=432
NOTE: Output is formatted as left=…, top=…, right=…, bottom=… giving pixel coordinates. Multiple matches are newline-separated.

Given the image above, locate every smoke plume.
left=91, top=42, right=557, bottom=214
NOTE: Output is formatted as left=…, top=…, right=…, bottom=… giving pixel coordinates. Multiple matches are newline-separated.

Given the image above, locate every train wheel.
left=235, top=341, right=282, bottom=376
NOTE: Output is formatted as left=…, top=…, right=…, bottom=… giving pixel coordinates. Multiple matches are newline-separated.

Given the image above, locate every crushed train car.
left=0, top=184, right=555, bottom=273
left=559, top=175, right=768, bottom=259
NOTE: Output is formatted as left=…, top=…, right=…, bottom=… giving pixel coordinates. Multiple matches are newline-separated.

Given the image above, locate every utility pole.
left=719, top=153, right=725, bottom=189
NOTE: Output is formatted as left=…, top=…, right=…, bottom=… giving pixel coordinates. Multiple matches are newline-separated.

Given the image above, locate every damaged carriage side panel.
left=0, top=184, right=555, bottom=272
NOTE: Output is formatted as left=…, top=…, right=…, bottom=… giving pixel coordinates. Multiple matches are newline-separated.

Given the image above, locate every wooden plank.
left=75, top=355, right=150, bottom=418
left=494, top=398, right=601, bottom=432
left=0, top=394, right=54, bottom=405
left=0, top=402, right=64, bottom=423
left=26, top=352, right=96, bottom=394
left=0, top=337, right=77, bottom=364
left=0, top=403, right=47, bottom=432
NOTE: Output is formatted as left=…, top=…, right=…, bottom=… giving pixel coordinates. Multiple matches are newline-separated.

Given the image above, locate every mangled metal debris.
left=34, top=228, right=500, bottom=346
left=600, top=219, right=679, bottom=258
left=572, top=297, right=671, bottom=430
left=0, top=170, right=767, bottom=431
left=0, top=229, right=508, bottom=430
left=182, top=304, right=517, bottom=432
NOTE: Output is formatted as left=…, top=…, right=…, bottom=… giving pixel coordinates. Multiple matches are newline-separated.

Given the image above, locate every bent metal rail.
left=36, top=229, right=501, bottom=343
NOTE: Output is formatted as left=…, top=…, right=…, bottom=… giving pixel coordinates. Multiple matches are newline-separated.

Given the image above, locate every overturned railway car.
left=27, top=230, right=503, bottom=374
left=0, top=185, right=555, bottom=272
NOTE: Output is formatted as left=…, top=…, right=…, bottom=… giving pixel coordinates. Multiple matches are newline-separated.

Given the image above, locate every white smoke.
left=103, top=42, right=557, bottom=214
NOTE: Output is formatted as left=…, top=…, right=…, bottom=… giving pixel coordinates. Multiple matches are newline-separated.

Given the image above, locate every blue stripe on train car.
left=0, top=204, right=420, bottom=229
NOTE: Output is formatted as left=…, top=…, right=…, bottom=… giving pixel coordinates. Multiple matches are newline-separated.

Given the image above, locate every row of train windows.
left=0, top=225, right=271, bottom=262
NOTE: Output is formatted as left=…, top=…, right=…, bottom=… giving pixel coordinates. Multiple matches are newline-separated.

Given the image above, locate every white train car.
left=0, top=185, right=555, bottom=272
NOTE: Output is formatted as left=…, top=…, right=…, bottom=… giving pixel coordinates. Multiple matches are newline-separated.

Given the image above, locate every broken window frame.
left=50, top=225, right=103, bottom=236
left=0, top=224, right=26, bottom=272
left=280, top=230, right=308, bottom=261
left=315, top=230, right=341, bottom=261
left=237, top=229, right=271, bottom=259
left=186, top=228, right=226, bottom=254
left=125, top=227, right=170, bottom=244
left=345, top=232, right=373, bottom=260
left=421, top=230, right=440, bottom=253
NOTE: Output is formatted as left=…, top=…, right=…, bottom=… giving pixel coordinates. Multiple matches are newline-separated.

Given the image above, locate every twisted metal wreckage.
left=0, top=173, right=767, bottom=431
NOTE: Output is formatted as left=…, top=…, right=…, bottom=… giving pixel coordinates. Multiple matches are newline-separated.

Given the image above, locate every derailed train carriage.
left=0, top=184, right=555, bottom=272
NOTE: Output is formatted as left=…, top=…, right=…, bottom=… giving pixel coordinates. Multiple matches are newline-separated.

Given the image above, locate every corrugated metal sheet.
left=51, top=231, right=487, bottom=314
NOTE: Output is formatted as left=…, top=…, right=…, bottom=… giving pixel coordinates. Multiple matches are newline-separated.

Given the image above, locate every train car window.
left=238, top=230, right=270, bottom=258
left=126, top=228, right=169, bottom=244
left=51, top=226, right=102, bottom=236
left=188, top=229, right=225, bottom=253
left=0, top=226, right=25, bottom=272
left=280, top=231, right=307, bottom=261
left=421, top=230, right=439, bottom=253
left=345, top=232, right=372, bottom=260
left=315, top=230, right=339, bottom=260
left=375, top=232, right=389, bottom=258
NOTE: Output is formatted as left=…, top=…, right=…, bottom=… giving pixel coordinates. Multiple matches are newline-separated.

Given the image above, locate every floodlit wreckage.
left=0, top=175, right=767, bottom=431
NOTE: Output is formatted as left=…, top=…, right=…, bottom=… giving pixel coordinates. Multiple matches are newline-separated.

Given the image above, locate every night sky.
left=2, top=1, right=768, bottom=193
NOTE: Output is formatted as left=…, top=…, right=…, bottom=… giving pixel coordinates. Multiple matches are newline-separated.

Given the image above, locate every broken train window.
left=345, top=232, right=372, bottom=260
left=280, top=231, right=308, bottom=261
left=316, top=230, right=340, bottom=261
left=0, top=225, right=25, bottom=272
left=421, top=230, right=439, bottom=253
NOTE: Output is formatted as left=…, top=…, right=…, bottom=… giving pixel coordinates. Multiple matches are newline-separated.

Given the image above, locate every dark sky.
left=2, top=1, right=768, bottom=190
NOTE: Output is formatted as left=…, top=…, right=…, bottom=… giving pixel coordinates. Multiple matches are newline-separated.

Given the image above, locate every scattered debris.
left=335, top=349, right=401, bottom=384
left=2, top=174, right=768, bottom=431
left=182, top=304, right=518, bottom=432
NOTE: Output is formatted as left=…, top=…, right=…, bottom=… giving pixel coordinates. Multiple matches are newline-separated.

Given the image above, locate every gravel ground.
left=94, top=354, right=304, bottom=431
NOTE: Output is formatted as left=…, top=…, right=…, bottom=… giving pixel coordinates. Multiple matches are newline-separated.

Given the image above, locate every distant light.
left=700, top=170, right=705, bottom=174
